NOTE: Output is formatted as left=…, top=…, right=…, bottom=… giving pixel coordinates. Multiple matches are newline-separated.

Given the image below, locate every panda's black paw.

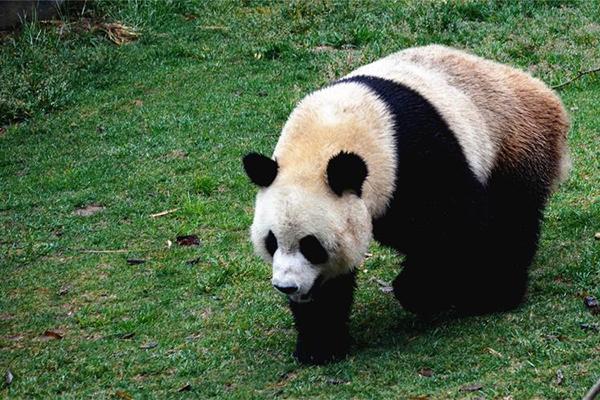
left=293, top=338, right=350, bottom=365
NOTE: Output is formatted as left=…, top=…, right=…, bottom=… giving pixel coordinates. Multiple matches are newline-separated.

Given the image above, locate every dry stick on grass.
left=150, top=208, right=179, bottom=218
left=552, top=67, right=600, bottom=90
left=583, top=377, right=600, bottom=400
left=79, top=249, right=129, bottom=254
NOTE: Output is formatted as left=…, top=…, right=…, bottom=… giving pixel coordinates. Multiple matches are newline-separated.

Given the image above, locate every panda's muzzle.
left=273, top=284, right=298, bottom=295
left=271, top=251, right=323, bottom=302
left=280, top=274, right=323, bottom=303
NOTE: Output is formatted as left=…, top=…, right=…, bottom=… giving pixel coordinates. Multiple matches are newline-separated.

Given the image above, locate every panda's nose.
left=273, top=284, right=298, bottom=295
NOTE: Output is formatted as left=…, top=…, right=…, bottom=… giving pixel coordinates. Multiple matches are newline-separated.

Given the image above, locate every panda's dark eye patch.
left=299, top=235, right=328, bottom=264
left=265, top=230, right=278, bottom=257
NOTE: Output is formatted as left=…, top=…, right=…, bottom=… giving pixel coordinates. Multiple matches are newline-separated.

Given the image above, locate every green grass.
left=1, top=0, right=599, bottom=398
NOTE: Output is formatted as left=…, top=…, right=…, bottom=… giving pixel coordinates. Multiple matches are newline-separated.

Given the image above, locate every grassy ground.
left=1, top=1, right=599, bottom=398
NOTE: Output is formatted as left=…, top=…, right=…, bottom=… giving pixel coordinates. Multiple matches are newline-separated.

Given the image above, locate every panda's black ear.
left=327, top=151, right=368, bottom=197
left=243, top=152, right=278, bottom=187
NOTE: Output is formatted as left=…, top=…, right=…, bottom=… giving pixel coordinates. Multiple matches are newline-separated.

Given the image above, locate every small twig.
left=583, top=376, right=600, bottom=400
left=198, top=25, right=228, bottom=31
left=79, top=249, right=128, bottom=254
left=369, top=276, right=390, bottom=287
left=369, top=276, right=393, bottom=293
left=150, top=208, right=179, bottom=218
left=552, top=67, right=600, bottom=90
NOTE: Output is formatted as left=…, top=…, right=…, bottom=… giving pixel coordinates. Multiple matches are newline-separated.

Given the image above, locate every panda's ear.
left=243, top=152, right=278, bottom=187
left=327, top=151, right=368, bottom=197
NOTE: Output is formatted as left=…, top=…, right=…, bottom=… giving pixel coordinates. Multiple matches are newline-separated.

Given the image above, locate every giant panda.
left=242, top=45, right=570, bottom=365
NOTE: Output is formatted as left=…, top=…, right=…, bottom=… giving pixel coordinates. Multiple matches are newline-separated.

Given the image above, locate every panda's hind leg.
left=392, top=256, right=454, bottom=316
left=453, top=172, right=547, bottom=315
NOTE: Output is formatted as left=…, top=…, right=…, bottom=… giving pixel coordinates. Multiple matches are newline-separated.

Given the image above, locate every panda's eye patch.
left=265, top=230, right=278, bottom=257
left=299, top=235, right=328, bottom=264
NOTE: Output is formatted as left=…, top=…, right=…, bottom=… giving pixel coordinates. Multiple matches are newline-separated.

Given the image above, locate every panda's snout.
left=272, top=251, right=318, bottom=300
left=273, top=284, right=299, bottom=295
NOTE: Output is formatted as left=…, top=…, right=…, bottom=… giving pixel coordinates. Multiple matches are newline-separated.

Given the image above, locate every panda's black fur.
left=334, top=75, right=548, bottom=316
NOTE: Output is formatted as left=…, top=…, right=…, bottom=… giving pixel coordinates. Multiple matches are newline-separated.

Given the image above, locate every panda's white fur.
left=244, top=45, right=569, bottom=363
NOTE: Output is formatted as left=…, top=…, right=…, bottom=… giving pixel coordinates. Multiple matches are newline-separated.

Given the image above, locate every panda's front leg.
left=288, top=272, right=356, bottom=365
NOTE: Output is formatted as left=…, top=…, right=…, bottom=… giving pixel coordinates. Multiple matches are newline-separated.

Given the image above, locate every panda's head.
left=243, top=151, right=372, bottom=303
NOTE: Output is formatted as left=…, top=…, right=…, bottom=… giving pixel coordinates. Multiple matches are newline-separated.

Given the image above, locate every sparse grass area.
left=1, top=1, right=599, bottom=398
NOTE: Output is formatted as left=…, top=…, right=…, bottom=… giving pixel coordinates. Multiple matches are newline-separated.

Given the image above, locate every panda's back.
left=346, top=45, right=570, bottom=189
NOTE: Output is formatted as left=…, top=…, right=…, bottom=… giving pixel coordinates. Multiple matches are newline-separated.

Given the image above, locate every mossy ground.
left=1, top=1, right=599, bottom=398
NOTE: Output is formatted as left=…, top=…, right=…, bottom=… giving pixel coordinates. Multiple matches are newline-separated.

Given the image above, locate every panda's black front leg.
left=288, top=272, right=356, bottom=365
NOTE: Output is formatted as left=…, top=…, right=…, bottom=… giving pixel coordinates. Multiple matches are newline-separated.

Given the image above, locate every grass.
left=1, top=0, right=599, bottom=398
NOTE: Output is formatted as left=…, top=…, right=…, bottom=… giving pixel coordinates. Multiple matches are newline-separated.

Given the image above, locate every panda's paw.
left=293, top=338, right=350, bottom=365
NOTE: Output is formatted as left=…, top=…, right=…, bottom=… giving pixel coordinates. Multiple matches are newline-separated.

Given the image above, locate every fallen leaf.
left=133, top=99, right=143, bottom=107
left=460, top=383, right=483, bottom=392
left=115, top=390, right=133, bottom=400
left=556, top=369, right=564, bottom=385
left=580, top=323, right=599, bottom=332
left=140, top=341, right=158, bottom=349
left=186, top=333, right=202, bottom=341
left=313, top=45, right=336, bottom=53
left=41, top=329, right=64, bottom=340
left=543, top=333, right=566, bottom=342
left=126, top=259, right=146, bottom=265
left=584, top=296, right=599, bottom=309
left=169, top=150, right=188, bottom=159
left=418, top=367, right=433, bottom=377
left=98, top=22, right=140, bottom=45
left=371, top=277, right=393, bottom=293
left=178, top=383, right=192, bottom=392
left=120, top=332, right=135, bottom=339
left=58, top=285, right=71, bottom=296
left=0, top=127, right=6, bottom=136
left=186, top=257, right=202, bottom=266
left=176, top=235, right=200, bottom=246
left=73, top=204, right=104, bottom=217
left=5, top=369, right=13, bottom=386
left=269, top=372, right=298, bottom=389
left=0, top=313, right=14, bottom=321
